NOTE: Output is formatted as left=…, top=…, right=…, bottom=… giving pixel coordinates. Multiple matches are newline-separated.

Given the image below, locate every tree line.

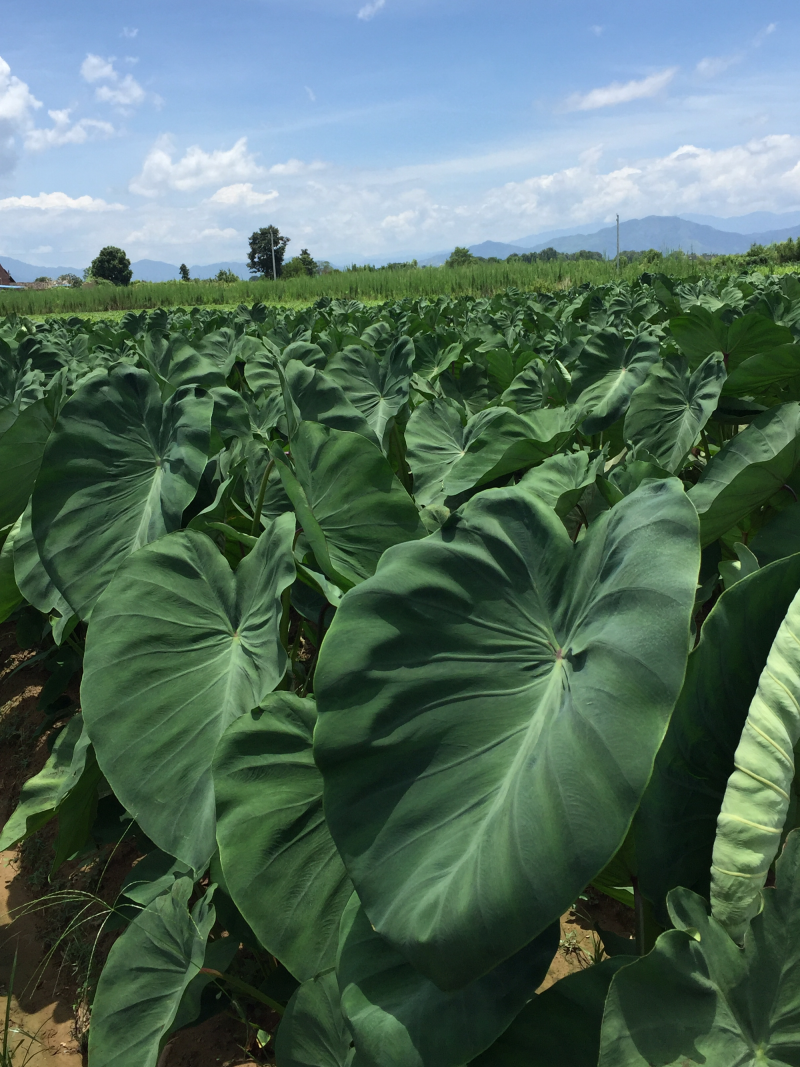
left=69, top=225, right=800, bottom=288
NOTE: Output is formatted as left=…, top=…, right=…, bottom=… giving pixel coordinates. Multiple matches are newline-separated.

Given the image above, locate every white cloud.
left=25, top=109, right=114, bottom=151
left=130, top=135, right=266, bottom=196
left=198, top=226, right=238, bottom=240
left=468, top=135, right=800, bottom=236
left=566, top=68, right=677, bottom=111
left=122, top=27, right=138, bottom=39
left=305, top=86, right=316, bottom=102
left=80, top=53, right=147, bottom=110
left=96, top=75, right=146, bottom=108
left=0, top=55, right=43, bottom=173
left=0, top=192, right=125, bottom=213
left=207, top=183, right=278, bottom=207
left=696, top=55, right=741, bottom=78
left=268, top=158, right=325, bottom=176
left=754, top=23, right=776, bottom=47
left=358, top=0, right=385, bottom=21
left=80, top=54, right=116, bottom=83
left=589, top=25, right=603, bottom=36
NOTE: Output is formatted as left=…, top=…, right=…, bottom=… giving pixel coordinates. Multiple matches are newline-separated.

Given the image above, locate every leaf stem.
left=250, top=458, right=275, bottom=536
left=200, top=969, right=284, bottom=1016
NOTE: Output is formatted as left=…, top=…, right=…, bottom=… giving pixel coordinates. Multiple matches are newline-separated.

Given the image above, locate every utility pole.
left=616, top=214, right=620, bottom=274
left=270, top=229, right=277, bottom=281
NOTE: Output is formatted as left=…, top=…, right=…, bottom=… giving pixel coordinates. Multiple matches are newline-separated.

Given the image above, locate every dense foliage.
left=2, top=269, right=800, bottom=1065
left=249, top=226, right=291, bottom=279
left=89, top=246, right=133, bottom=287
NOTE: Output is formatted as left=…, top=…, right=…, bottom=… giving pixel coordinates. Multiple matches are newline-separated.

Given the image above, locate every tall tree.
left=248, top=226, right=290, bottom=279
left=91, top=246, right=132, bottom=287
left=282, top=248, right=318, bottom=279
left=179, top=263, right=190, bottom=281
left=446, top=247, right=475, bottom=268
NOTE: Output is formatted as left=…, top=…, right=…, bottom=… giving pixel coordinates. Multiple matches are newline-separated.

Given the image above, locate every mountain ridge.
left=6, top=211, right=800, bottom=281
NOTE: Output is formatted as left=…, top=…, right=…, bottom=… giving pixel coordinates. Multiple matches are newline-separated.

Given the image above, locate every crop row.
left=1, top=270, right=800, bottom=1065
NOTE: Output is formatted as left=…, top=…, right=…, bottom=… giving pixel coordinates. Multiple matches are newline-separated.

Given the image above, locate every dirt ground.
left=0, top=618, right=635, bottom=1064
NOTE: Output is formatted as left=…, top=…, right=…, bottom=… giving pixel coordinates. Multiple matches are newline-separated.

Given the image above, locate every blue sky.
left=1, top=0, right=798, bottom=266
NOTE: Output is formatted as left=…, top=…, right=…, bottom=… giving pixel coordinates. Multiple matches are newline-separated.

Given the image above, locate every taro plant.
left=1, top=271, right=800, bottom=1065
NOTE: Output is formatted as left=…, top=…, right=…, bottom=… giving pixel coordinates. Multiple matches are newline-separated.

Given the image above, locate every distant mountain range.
left=0, top=256, right=251, bottom=284
left=5, top=211, right=800, bottom=281
left=419, top=214, right=800, bottom=264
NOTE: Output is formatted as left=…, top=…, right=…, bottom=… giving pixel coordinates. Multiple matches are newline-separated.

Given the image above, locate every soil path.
left=0, top=850, right=83, bottom=1065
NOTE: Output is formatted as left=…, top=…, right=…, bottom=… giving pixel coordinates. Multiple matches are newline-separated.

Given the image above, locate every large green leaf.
left=442, top=406, right=576, bottom=497
left=31, top=365, right=212, bottom=619
left=275, top=972, right=355, bottom=1067
left=724, top=343, right=800, bottom=396
left=624, top=355, right=726, bottom=473
left=314, top=479, right=699, bottom=989
left=0, top=396, right=55, bottom=528
left=405, top=400, right=514, bottom=506
left=710, top=585, right=800, bottom=942
left=636, top=553, right=800, bottom=923
left=88, top=878, right=214, bottom=1067
left=518, top=449, right=604, bottom=518
left=82, top=519, right=295, bottom=872
left=0, top=715, right=91, bottom=850
left=213, top=694, right=352, bottom=981
left=670, top=307, right=794, bottom=368
left=284, top=359, right=380, bottom=445
left=500, top=359, right=547, bottom=413
left=570, top=329, right=661, bottom=434
left=599, top=831, right=800, bottom=1066
left=272, top=422, right=425, bottom=589
left=338, top=895, right=558, bottom=1067
left=469, top=957, right=635, bottom=1067
left=688, top=402, right=800, bottom=546
left=327, top=338, right=414, bottom=444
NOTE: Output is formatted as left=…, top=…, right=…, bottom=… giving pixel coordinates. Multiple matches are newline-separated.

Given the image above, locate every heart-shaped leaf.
left=31, top=365, right=212, bottom=619
left=327, top=338, right=414, bottom=444
left=82, top=519, right=295, bottom=871
left=670, top=307, right=793, bottom=368
left=600, top=832, right=800, bottom=1066
left=314, top=479, right=699, bottom=989
left=624, top=355, right=726, bottom=473
left=272, top=422, right=424, bottom=589
left=570, top=330, right=660, bottom=434
left=88, top=878, right=214, bottom=1067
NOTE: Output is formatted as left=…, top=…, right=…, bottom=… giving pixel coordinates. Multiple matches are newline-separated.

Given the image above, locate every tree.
left=248, top=226, right=290, bottom=279
left=90, top=246, right=132, bottom=287
left=179, top=263, right=190, bottom=281
left=215, top=269, right=240, bottom=283
left=34, top=276, right=51, bottom=284
left=446, top=247, right=475, bottom=268
left=57, top=274, right=83, bottom=288
left=297, top=248, right=317, bottom=275
left=282, top=248, right=318, bottom=279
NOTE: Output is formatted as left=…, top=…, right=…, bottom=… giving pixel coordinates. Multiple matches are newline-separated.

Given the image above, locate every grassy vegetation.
left=0, top=256, right=726, bottom=317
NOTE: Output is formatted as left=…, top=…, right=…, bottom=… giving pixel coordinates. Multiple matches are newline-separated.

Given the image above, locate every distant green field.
left=0, top=256, right=724, bottom=317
